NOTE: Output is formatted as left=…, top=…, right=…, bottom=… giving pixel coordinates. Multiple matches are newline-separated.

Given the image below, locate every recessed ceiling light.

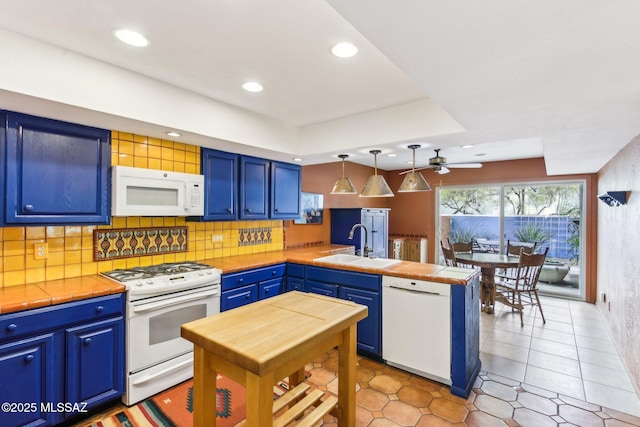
left=165, top=131, right=181, bottom=138
left=387, top=153, right=397, bottom=157
left=292, top=157, right=303, bottom=162
left=331, top=42, right=358, bottom=58
left=113, top=28, right=149, bottom=47
left=475, top=153, right=486, bottom=157
left=242, top=81, right=263, bottom=92
left=461, top=144, right=474, bottom=149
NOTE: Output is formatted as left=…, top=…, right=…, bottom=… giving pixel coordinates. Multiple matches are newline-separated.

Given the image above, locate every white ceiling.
left=1, top=0, right=639, bottom=174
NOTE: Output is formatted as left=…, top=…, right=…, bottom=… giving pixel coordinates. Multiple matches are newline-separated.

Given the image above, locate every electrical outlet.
left=34, top=243, right=48, bottom=259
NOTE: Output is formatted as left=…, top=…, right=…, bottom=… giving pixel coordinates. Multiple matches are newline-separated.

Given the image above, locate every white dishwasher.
left=382, top=276, right=451, bottom=385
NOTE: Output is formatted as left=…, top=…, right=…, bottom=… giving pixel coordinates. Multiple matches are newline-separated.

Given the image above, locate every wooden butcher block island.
left=181, top=291, right=368, bottom=427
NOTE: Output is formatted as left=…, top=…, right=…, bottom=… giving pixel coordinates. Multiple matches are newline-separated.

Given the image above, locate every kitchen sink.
left=314, top=254, right=401, bottom=269
left=313, top=254, right=363, bottom=264
left=349, top=258, right=402, bottom=268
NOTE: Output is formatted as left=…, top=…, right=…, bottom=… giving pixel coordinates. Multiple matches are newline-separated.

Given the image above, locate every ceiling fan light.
left=331, top=177, right=357, bottom=194
left=360, top=175, right=394, bottom=197
left=398, top=171, right=431, bottom=192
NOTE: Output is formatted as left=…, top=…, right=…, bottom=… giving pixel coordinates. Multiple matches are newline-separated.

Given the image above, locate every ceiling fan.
left=399, top=148, right=483, bottom=175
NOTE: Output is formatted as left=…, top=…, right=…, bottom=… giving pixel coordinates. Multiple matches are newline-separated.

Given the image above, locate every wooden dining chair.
left=506, top=240, right=535, bottom=256
left=496, top=240, right=537, bottom=280
left=440, top=240, right=458, bottom=267
left=494, top=247, right=549, bottom=326
left=448, top=238, right=473, bottom=254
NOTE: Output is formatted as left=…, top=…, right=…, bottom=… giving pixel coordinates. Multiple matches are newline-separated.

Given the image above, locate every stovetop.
left=102, top=262, right=215, bottom=282
left=101, top=262, right=221, bottom=298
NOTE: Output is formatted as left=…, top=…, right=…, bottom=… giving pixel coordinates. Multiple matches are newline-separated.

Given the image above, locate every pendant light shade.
left=331, top=154, right=357, bottom=194
left=360, top=150, right=394, bottom=197
left=398, top=145, right=432, bottom=192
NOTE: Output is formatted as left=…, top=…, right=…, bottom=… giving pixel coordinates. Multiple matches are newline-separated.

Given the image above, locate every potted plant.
left=539, top=259, right=570, bottom=283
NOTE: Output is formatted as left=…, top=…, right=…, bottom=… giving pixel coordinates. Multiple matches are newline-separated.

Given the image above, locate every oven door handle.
left=132, top=357, right=193, bottom=386
left=132, top=290, right=219, bottom=313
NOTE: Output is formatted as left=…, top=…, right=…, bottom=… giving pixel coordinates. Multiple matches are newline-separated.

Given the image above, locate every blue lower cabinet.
left=0, top=333, right=58, bottom=426
left=259, top=277, right=283, bottom=300
left=286, top=276, right=304, bottom=292
left=221, top=264, right=286, bottom=311
left=305, top=266, right=382, bottom=358
left=221, top=285, right=258, bottom=311
left=306, top=279, right=338, bottom=297
left=65, top=317, right=125, bottom=414
left=339, top=286, right=381, bottom=356
left=0, top=293, right=125, bottom=427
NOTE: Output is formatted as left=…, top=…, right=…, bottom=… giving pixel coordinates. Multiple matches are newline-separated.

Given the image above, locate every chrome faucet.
left=348, top=223, right=373, bottom=257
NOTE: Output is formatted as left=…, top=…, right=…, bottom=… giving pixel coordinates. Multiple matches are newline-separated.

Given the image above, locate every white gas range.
left=101, top=262, right=221, bottom=405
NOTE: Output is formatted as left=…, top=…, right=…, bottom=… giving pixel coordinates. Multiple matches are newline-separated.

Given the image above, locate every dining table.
left=455, top=252, right=520, bottom=313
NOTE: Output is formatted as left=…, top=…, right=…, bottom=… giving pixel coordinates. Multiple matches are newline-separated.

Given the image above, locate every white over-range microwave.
left=111, top=165, right=205, bottom=217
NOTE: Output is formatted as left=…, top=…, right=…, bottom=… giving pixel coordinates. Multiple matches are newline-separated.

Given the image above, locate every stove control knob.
left=135, top=281, right=144, bottom=287
left=147, top=279, right=154, bottom=284
left=205, top=270, right=212, bottom=275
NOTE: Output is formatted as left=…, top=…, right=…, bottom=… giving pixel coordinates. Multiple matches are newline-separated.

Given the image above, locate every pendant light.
left=330, top=154, right=357, bottom=194
left=398, top=144, right=432, bottom=192
left=360, top=150, right=394, bottom=197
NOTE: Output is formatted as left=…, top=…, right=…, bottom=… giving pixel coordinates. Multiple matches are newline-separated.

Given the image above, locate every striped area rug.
left=89, top=374, right=297, bottom=427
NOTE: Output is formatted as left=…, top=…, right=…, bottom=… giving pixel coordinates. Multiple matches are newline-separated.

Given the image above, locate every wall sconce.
left=360, top=150, right=394, bottom=197
left=598, top=191, right=628, bottom=207
left=330, top=154, right=357, bottom=194
left=398, top=144, right=431, bottom=192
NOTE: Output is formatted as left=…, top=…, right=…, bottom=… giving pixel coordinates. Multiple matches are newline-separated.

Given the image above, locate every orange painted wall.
left=284, top=161, right=391, bottom=247
left=290, top=157, right=598, bottom=302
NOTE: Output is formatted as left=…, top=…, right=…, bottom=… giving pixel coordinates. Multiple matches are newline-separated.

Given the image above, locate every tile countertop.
left=0, top=276, right=126, bottom=315
left=201, top=244, right=479, bottom=286
left=0, top=244, right=478, bottom=316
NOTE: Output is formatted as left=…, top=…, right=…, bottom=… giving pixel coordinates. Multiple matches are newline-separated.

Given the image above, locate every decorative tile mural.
left=94, top=227, right=188, bottom=261
left=238, top=227, right=272, bottom=246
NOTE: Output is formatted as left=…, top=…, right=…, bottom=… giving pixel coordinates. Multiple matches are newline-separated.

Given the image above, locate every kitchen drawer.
left=0, top=294, right=125, bottom=343
left=305, top=266, right=380, bottom=292
left=221, top=263, right=286, bottom=291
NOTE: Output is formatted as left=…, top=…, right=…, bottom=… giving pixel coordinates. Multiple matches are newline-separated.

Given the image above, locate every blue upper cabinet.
left=3, top=111, right=111, bottom=225
left=201, top=149, right=238, bottom=220
left=270, top=161, right=301, bottom=219
left=239, top=155, right=269, bottom=220
left=197, top=149, right=301, bottom=221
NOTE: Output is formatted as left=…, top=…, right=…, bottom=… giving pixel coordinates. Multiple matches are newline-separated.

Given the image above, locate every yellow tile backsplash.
left=0, top=131, right=285, bottom=287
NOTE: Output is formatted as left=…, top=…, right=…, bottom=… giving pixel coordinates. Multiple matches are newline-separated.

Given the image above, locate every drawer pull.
left=238, top=278, right=244, bottom=284
left=84, top=338, right=92, bottom=345
left=95, top=305, right=104, bottom=313
left=24, top=204, right=34, bottom=211
left=6, top=323, right=17, bottom=332
left=25, top=354, right=34, bottom=362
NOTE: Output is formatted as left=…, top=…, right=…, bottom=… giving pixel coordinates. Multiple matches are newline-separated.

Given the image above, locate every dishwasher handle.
left=388, top=285, right=441, bottom=296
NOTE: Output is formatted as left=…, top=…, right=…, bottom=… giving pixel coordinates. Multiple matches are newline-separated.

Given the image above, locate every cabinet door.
left=259, top=277, right=283, bottom=300
left=4, top=112, right=110, bottom=224
left=201, top=149, right=238, bottom=220
left=221, top=285, right=258, bottom=311
left=305, top=279, right=338, bottom=297
left=239, top=156, right=269, bottom=219
left=270, top=161, right=301, bottom=219
left=0, top=334, right=57, bottom=427
left=66, top=317, right=124, bottom=413
left=339, top=286, right=381, bottom=356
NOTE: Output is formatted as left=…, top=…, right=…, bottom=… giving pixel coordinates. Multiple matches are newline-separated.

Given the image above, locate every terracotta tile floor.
left=307, top=348, right=640, bottom=426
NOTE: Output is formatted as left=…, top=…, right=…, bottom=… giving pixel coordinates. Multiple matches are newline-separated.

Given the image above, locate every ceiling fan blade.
left=444, top=163, right=483, bottom=168
left=398, top=166, right=434, bottom=175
